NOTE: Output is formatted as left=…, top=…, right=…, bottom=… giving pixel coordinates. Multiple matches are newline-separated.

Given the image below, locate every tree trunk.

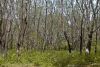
left=64, top=31, right=71, bottom=53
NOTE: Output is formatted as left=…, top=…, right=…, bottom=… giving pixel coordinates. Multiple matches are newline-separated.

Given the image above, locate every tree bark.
left=64, top=31, right=71, bottom=53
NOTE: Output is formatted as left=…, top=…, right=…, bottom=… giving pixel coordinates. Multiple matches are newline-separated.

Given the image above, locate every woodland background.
left=0, top=0, right=100, bottom=67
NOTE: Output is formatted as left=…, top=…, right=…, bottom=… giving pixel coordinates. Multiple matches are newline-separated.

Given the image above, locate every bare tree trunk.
left=64, top=31, right=71, bottom=53
left=43, top=0, right=48, bottom=51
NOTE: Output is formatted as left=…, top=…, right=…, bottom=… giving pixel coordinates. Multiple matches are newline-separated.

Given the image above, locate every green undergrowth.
left=0, top=49, right=99, bottom=67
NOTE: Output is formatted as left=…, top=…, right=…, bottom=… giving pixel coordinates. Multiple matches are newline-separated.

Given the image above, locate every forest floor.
left=1, top=63, right=100, bottom=67
left=0, top=46, right=100, bottom=67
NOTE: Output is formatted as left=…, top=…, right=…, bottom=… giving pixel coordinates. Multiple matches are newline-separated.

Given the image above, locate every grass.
left=0, top=44, right=100, bottom=67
